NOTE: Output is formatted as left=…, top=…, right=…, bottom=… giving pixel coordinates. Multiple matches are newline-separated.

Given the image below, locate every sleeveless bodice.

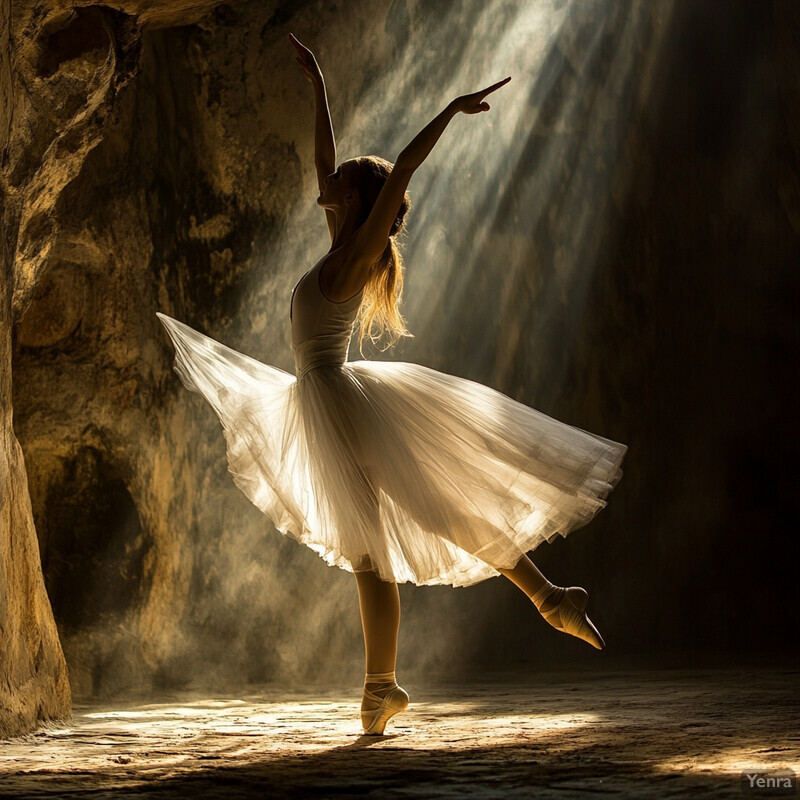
left=290, top=257, right=364, bottom=379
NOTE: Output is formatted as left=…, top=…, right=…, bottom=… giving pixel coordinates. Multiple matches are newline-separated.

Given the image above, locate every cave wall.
left=3, top=0, right=798, bottom=729
left=0, top=0, right=136, bottom=739
left=0, top=0, right=233, bottom=737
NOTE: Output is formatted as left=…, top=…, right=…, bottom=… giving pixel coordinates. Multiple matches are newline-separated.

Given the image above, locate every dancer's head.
left=316, top=160, right=359, bottom=212
left=317, top=156, right=410, bottom=235
left=349, top=155, right=411, bottom=237
left=321, top=155, right=413, bottom=354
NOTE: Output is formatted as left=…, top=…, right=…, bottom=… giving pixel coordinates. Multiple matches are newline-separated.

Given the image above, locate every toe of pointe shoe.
left=562, top=587, right=605, bottom=651
left=585, top=621, right=605, bottom=651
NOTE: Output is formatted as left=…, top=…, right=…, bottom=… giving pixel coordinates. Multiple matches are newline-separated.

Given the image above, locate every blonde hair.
left=349, top=155, right=414, bottom=355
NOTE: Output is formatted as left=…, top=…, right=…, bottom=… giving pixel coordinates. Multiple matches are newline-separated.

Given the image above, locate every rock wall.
left=0, top=0, right=226, bottom=737
left=2, top=0, right=798, bottom=734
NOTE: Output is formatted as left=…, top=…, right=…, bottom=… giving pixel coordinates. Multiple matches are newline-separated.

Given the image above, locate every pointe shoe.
left=531, top=583, right=605, bottom=650
left=361, top=671, right=409, bottom=735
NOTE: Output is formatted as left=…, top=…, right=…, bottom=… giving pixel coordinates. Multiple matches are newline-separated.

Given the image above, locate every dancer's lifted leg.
left=498, top=553, right=605, bottom=650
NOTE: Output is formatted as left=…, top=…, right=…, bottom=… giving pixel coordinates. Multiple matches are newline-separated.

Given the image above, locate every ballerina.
left=157, top=32, right=627, bottom=736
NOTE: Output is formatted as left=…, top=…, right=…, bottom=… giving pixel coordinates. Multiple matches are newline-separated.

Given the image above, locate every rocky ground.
left=0, top=666, right=797, bottom=798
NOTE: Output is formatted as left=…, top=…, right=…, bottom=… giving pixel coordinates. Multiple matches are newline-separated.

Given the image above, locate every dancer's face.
left=317, top=161, right=359, bottom=210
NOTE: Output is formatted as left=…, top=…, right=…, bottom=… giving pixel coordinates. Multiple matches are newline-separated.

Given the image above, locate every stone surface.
left=0, top=668, right=798, bottom=798
left=0, top=271, right=72, bottom=737
left=0, top=0, right=231, bottom=739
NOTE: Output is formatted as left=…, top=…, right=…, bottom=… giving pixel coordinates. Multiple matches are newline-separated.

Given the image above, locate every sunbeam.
left=163, top=0, right=675, bottom=692
left=253, top=0, right=673, bottom=409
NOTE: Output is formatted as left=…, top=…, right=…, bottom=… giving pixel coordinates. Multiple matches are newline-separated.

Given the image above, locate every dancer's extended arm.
left=289, top=33, right=337, bottom=242
left=350, top=77, right=511, bottom=268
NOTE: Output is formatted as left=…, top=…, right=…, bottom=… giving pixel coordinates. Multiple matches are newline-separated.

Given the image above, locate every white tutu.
left=156, top=303, right=626, bottom=588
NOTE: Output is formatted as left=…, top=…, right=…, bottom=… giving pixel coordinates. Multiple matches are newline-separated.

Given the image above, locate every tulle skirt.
left=158, top=314, right=627, bottom=588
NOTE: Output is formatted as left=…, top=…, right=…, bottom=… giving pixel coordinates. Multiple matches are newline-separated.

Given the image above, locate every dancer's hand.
left=289, top=33, right=323, bottom=88
left=451, top=77, right=511, bottom=115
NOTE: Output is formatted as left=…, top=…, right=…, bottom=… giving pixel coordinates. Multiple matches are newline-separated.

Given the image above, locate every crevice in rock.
left=38, top=446, right=151, bottom=632
left=34, top=7, right=113, bottom=79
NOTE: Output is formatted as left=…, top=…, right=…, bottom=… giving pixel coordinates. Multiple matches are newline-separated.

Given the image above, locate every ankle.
left=365, top=670, right=397, bottom=690
left=365, top=670, right=396, bottom=682
left=530, top=581, right=561, bottom=612
left=539, top=586, right=565, bottom=614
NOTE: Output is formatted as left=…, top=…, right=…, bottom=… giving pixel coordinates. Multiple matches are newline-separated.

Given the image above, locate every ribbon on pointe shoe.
left=530, top=583, right=605, bottom=650
left=530, top=581, right=559, bottom=611
left=361, top=670, right=409, bottom=735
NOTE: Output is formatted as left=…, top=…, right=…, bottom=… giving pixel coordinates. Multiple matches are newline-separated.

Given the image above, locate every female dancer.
left=157, top=33, right=627, bottom=736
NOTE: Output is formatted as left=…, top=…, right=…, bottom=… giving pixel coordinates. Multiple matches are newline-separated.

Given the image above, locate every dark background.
left=10, top=0, right=799, bottom=698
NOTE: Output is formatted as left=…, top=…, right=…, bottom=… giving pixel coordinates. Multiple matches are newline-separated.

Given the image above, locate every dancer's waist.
left=295, top=363, right=346, bottom=381
left=292, top=336, right=349, bottom=380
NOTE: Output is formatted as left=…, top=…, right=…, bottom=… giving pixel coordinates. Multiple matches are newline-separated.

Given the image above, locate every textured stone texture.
left=0, top=0, right=227, bottom=738
left=0, top=247, right=72, bottom=738
left=2, top=0, right=799, bottom=741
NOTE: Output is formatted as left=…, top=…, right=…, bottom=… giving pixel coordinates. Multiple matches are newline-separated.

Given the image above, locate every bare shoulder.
left=318, top=244, right=373, bottom=303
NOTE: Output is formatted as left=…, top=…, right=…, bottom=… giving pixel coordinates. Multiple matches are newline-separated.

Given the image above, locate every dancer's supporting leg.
left=354, top=564, right=401, bottom=675
left=354, top=562, right=410, bottom=734
left=351, top=469, right=401, bottom=679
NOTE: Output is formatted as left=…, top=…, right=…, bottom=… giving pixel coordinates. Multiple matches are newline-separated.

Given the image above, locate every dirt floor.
left=1, top=667, right=798, bottom=798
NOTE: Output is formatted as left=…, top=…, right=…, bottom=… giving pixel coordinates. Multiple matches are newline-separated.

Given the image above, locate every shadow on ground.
left=1, top=666, right=798, bottom=798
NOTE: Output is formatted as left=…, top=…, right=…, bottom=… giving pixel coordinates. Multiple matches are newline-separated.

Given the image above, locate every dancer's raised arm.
left=289, top=33, right=337, bottom=241
left=350, top=77, right=511, bottom=268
